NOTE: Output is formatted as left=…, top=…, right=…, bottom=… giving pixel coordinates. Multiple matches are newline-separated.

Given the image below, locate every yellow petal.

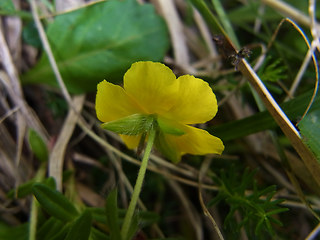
left=165, top=125, right=224, bottom=156
left=95, top=80, right=142, bottom=123
left=120, top=134, right=141, bottom=149
left=165, top=75, right=218, bottom=124
left=124, top=61, right=179, bottom=114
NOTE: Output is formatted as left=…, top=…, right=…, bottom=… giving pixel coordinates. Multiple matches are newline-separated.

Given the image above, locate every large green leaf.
left=298, top=109, right=320, bottom=161
left=22, top=0, right=169, bottom=93
left=0, top=0, right=15, bottom=12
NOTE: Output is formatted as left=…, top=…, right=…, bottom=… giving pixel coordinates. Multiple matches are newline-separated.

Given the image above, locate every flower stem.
left=121, top=128, right=156, bottom=240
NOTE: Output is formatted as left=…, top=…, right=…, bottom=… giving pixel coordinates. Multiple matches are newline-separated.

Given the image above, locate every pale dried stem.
left=0, top=106, right=19, bottom=124
left=261, top=0, right=318, bottom=30
left=287, top=48, right=312, bottom=99
left=0, top=20, right=47, bottom=140
left=156, top=0, right=191, bottom=68
left=169, top=180, right=203, bottom=240
left=29, top=0, right=74, bottom=110
left=306, top=222, right=320, bottom=240
left=193, top=9, right=217, bottom=57
left=198, top=157, right=224, bottom=240
left=49, top=95, right=85, bottom=191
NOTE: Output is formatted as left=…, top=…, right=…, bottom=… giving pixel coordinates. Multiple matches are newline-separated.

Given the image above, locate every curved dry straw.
left=267, top=17, right=319, bottom=122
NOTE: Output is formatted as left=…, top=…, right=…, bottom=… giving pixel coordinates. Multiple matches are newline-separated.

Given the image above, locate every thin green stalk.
left=121, top=128, right=156, bottom=240
left=189, top=0, right=226, bottom=35
left=29, top=162, right=47, bottom=240
left=211, top=0, right=239, bottom=48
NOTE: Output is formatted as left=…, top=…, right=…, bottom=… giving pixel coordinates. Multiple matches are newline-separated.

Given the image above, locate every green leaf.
left=105, top=189, right=121, bottom=240
left=28, top=128, right=48, bottom=162
left=258, top=57, right=287, bottom=83
left=0, top=223, right=28, bottom=240
left=32, top=183, right=79, bottom=222
left=298, top=109, right=320, bottom=161
left=0, top=0, right=15, bottom=12
left=157, top=117, right=185, bottom=136
left=126, top=213, right=139, bottom=240
left=101, top=114, right=154, bottom=135
left=89, top=207, right=108, bottom=224
left=7, top=179, right=35, bottom=199
left=22, top=21, right=42, bottom=48
left=43, top=176, right=57, bottom=189
left=90, top=227, right=110, bottom=240
left=45, top=227, right=69, bottom=240
left=37, top=217, right=67, bottom=240
left=22, top=0, right=169, bottom=93
left=65, top=210, right=92, bottom=240
left=7, top=177, right=55, bottom=199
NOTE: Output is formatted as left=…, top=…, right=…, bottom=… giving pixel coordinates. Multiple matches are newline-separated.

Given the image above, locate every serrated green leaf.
left=22, top=0, right=169, bottom=93
left=105, top=189, right=121, bottom=240
left=28, top=128, right=48, bottom=162
left=298, top=109, right=320, bottom=161
left=101, top=114, right=154, bottom=135
left=32, top=183, right=78, bottom=222
left=65, top=210, right=92, bottom=240
left=266, top=208, right=289, bottom=216
left=259, top=58, right=287, bottom=83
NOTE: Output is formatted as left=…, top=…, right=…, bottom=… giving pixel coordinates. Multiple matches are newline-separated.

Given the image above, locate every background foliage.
left=1, top=0, right=320, bottom=239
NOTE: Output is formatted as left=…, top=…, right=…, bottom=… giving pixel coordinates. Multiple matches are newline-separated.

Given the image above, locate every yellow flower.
left=96, top=61, right=224, bottom=162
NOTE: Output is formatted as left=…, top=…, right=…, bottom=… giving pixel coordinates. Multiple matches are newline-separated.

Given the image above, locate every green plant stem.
left=29, top=162, right=47, bottom=240
left=189, top=0, right=225, bottom=35
left=211, top=0, right=240, bottom=48
left=121, top=128, right=156, bottom=240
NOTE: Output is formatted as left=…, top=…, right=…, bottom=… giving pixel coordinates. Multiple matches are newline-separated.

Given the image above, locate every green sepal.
left=101, top=114, right=155, bottom=135
left=154, top=131, right=181, bottom=163
left=157, top=117, right=185, bottom=136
